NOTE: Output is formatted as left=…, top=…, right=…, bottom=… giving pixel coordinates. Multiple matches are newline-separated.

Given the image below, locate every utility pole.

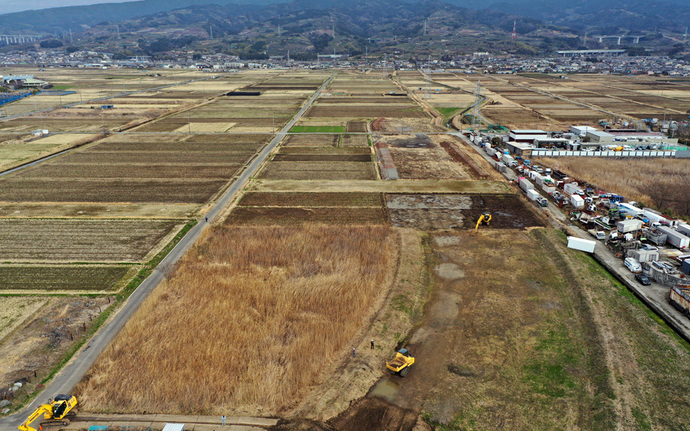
left=69, top=28, right=73, bottom=45
left=424, top=19, right=427, bottom=36
left=116, top=24, right=121, bottom=39
left=382, top=53, right=387, bottom=79
left=210, top=25, right=213, bottom=40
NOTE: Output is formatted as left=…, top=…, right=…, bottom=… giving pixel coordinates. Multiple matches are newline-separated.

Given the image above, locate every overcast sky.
left=0, top=0, right=134, bottom=14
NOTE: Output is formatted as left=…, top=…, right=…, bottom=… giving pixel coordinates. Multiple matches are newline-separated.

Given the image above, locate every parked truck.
left=519, top=177, right=534, bottom=193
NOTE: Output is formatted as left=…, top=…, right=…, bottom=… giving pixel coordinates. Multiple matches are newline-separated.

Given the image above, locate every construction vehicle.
left=475, top=213, right=492, bottom=231
left=386, top=348, right=415, bottom=377
left=18, top=395, right=78, bottom=431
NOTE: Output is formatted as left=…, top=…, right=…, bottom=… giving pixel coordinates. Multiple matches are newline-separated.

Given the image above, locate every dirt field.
left=238, top=192, right=384, bottom=207
left=311, top=226, right=690, bottom=431
left=0, top=178, right=230, bottom=203
left=0, top=265, right=134, bottom=292
left=77, top=226, right=397, bottom=416
left=0, top=219, right=180, bottom=262
left=386, top=194, right=544, bottom=230
left=380, top=135, right=471, bottom=180
left=258, top=161, right=377, bottom=180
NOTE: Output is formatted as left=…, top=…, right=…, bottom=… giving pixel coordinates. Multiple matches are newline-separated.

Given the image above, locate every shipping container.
left=570, top=194, right=585, bottom=209
left=564, top=182, right=583, bottom=196
left=519, top=178, right=534, bottom=192
left=617, top=219, right=643, bottom=233
left=677, top=223, right=690, bottom=238
left=657, top=226, right=690, bottom=249
left=645, top=229, right=668, bottom=246
left=542, top=185, right=556, bottom=195
left=567, top=236, right=596, bottom=253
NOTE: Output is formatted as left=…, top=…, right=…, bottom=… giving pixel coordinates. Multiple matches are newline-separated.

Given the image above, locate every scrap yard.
left=1, top=68, right=690, bottom=431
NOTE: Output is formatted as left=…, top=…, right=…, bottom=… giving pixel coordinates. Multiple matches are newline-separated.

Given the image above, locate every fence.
left=531, top=149, right=676, bottom=158
left=0, top=91, right=32, bottom=107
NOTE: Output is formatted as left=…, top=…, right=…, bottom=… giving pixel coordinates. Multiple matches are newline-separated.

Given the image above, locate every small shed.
left=628, top=249, right=659, bottom=263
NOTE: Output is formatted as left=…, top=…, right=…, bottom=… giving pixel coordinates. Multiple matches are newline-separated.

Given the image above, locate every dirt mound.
left=388, top=135, right=433, bottom=148
left=328, top=397, right=426, bottom=431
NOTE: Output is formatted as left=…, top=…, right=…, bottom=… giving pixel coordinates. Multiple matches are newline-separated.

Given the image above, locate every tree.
left=309, top=33, right=333, bottom=52
left=40, top=39, right=63, bottom=48
left=65, top=46, right=79, bottom=53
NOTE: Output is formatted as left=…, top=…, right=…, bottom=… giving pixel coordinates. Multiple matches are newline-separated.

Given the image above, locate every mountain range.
left=0, top=0, right=687, bottom=58
left=1, top=0, right=689, bottom=35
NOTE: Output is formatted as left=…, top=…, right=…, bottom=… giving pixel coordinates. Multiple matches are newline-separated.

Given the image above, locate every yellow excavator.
left=475, top=213, right=492, bottom=231
left=18, top=395, right=78, bottom=431
left=386, top=348, right=415, bottom=377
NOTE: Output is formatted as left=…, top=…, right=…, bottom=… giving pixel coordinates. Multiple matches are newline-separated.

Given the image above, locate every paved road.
left=0, top=74, right=334, bottom=431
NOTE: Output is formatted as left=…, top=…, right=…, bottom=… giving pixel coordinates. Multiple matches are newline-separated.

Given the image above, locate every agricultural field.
left=457, top=73, right=690, bottom=130
left=294, top=72, right=430, bottom=129
left=76, top=225, right=397, bottom=415
left=0, top=69, right=327, bottom=415
left=5, top=69, right=690, bottom=431
left=0, top=133, right=101, bottom=171
left=0, top=265, right=135, bottom=292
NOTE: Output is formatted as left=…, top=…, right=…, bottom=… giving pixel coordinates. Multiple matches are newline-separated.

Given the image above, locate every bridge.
left=593, top=35, right=644, bottom=44
left=0, top=34, right=40, bottom=44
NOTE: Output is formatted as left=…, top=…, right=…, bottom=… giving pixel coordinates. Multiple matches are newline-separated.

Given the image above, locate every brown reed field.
left=539, top=157, right=690, bottom=217
left=77, top=225, right=397, bottom=415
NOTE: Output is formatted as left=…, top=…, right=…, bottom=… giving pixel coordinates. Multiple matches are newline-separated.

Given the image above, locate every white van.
left=624, top=257, right=642, bottom=274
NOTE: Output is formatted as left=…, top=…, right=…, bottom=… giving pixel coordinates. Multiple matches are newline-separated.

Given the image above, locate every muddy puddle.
left=367, top=377, right=401, bottom=402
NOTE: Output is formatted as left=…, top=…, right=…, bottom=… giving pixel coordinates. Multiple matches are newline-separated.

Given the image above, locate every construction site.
left=0, top=68, right=690, bottom=431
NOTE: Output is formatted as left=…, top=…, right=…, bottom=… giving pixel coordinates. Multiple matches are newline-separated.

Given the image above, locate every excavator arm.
left=18, top=404, right=53, bottom=431
left=475, top=213, right=492, bottom=231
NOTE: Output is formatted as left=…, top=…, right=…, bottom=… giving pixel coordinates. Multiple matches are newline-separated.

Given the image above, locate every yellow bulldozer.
left=475, top=213, right=492, bottom=231
left=18, top=394, right=78, bottom=431
left=386, top=348, right=415, bottom=377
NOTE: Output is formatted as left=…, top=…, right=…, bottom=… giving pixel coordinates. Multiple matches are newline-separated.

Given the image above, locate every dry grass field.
left=77, top=225, right=397, bottom=415
left=539, top=158, right=690, bottom=216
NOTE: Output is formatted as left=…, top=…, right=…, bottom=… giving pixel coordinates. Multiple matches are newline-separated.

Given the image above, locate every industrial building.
left=508, top=129, right=548, bottom=144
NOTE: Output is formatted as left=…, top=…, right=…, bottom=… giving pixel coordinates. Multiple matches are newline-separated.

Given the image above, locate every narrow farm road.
left=0, top=74, right=334, bottom=431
